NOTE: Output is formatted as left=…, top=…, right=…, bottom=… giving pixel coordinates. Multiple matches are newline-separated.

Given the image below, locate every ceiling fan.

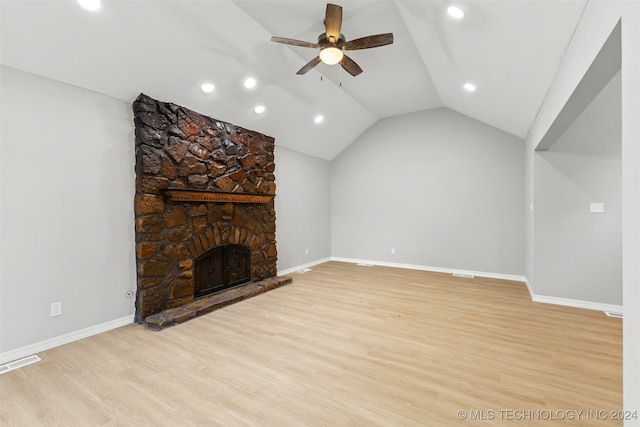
left=271, top=3, right=394, bottom=77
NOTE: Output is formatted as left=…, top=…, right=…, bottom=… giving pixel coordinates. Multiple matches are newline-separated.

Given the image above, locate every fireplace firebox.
left=195, top=245, right=251, bottom=298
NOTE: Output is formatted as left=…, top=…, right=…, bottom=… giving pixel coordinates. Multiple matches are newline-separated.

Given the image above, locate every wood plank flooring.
left=0, top=262, right=622, bottom=426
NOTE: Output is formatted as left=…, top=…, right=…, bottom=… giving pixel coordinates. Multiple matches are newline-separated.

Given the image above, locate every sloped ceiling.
left=0, top=0, right=586, bottom=160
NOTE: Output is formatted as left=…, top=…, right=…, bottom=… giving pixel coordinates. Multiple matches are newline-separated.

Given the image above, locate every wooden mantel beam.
left=164, top=189, right=273, bottom=204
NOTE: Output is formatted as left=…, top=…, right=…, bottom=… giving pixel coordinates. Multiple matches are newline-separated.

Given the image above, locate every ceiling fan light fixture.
left=319, top=47, right=344, bottom=65
left=254, top=105, right=266, bottom=114
left=314, top=115, right=324, bottom=124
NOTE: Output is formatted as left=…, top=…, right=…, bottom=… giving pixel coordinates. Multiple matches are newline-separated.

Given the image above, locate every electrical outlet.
left=50, top=302, right=62, bottom=317
left=125, top=291, right=133, bottom=298
left=305, top=248, right=309, bottom=255
left=391, top=248, right=396, bottom=255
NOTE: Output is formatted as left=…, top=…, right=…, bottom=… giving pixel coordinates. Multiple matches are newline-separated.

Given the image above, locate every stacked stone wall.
left=133, top=94, right=277, bottom=321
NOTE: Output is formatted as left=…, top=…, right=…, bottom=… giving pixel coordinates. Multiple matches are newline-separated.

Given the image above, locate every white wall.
left=533, top=71, right=621, bottom=305
left=331, top=108, right=525, bottom=277
left=525, top=2, right=640, bottom=419
left=0, top=66, right=136, bottom=358
left=274, top=146, right=331, bottom=272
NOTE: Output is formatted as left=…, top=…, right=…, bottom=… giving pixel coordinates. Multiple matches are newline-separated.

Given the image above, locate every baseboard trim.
left=278, top=257, right=332, bottom=276
left=330, top=257, right=527, bottom=283
left=530, top=293, right=623, bottom=315
left=0, top=314, right=134, bottom=364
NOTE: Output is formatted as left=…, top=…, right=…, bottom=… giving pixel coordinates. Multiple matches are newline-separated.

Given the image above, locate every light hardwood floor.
left=0, top=262, right=622, bottom=426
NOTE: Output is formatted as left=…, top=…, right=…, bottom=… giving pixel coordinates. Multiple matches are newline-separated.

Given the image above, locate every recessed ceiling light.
left=77, top=0, right=101, bottom=11
left=244, top=78, right=257, bottom=89
left=200, top=83, right=215, bottom=94
left=314, top=115, right=324, bottom=124
left=463, top=82, right=476, bottom=92
left=447, top=6, right=465, bottom=19
left=254, top=105, right=266, bottom=114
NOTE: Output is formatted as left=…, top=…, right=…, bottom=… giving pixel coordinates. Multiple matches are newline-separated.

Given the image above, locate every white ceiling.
left=0, top=0, right=586, bottom=160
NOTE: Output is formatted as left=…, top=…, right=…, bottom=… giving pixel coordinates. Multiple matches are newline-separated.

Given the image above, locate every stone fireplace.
left=133, top=93, right=290, bottom=328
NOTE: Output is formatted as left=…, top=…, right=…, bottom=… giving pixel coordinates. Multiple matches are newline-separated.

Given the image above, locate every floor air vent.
left=297, top=268, right=312, bottom=273
left=0, top=355, right=41, bottom=375
left=453, top=273, right=475, bottom=279
left=357, top=263, right=373, bottom=267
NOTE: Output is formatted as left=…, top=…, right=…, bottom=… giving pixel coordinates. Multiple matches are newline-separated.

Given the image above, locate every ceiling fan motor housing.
left=318, top=32, right=346, bottom=48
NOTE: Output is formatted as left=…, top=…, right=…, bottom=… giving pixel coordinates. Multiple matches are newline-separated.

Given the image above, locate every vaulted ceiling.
left=0, top=0, right=586, bottom=160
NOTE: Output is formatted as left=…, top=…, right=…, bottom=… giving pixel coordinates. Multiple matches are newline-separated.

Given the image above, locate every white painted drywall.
left=274, top=146, right=331, bottom=272
left=331, top=108, right=525, bottom=276
left=534, top=71, right=621, bottom=305
left=525, top=2, right=640, bottom=419
left=0, top=66, right=136, bottom=354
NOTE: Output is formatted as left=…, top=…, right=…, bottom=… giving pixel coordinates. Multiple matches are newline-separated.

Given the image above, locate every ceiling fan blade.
left=271, top=36, right=320, bottom=49
left=344, top=33, right=394, bottom=50
left=324, top=3, right=343, bottom=43
left=297, top=56, right=322, bottom=75
left=340, top=54, right=363, bottom=77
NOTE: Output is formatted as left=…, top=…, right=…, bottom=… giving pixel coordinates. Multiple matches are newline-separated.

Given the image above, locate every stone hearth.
left=133, top=93, right=290, bottom=326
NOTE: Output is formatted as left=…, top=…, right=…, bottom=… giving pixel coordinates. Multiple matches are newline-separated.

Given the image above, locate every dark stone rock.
left=208, top=162, right=226, bottom=178
left=140, top=145, right=161, bottom=175
left=167, top=136, right=189, bottom=164
left=133, top=94, right=157, bottom=113
left=214, top=176, right=236, bottom=192
left=187, top=174, right=209, bottom=188
left=138, top=260, right=170, bottom=277
left=187, top=204, right=208, bottom=217
left=136, top=242, right=158, bottom=259
left=135, top=194, right=165, bottom=215
left=138, top=112, right=170, bottom=130
left=168, top=226, right=193, bottom=242
left=145, top=311, right=173, bottom=331
left=208, top=205, right=224, bottom=223
left=160, top=155, right=178, bottom=180
left=195, top=136, right=214, bottom=151
left=179, top=154, right=206, bottom=176
left=212, top=150, right=226, bottom=162
left=176, top=278, right=194, bottom=298
left=137, top=287, right=167, bottom=317
left=136, top=215, right=164, bottom=234
left=165, top=208, right=187, bottom=228
left=137, top=176, right=170, bottom=194
left=192, top=217, right=207, bottom=233
left=189, top=144, right=210, bottom=160
left=229, top=169, right=245, bottom=183
left=240, top=154, right=255, bottom=170
left=138, top=277, right=162, bottom=289
left=178, top=117, right=199, bottom=139
left=137, top=126, right=164, bottom=148
left=163, top=243, right=190, bottom=260
left=167, top=124, right=186, bottom=138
